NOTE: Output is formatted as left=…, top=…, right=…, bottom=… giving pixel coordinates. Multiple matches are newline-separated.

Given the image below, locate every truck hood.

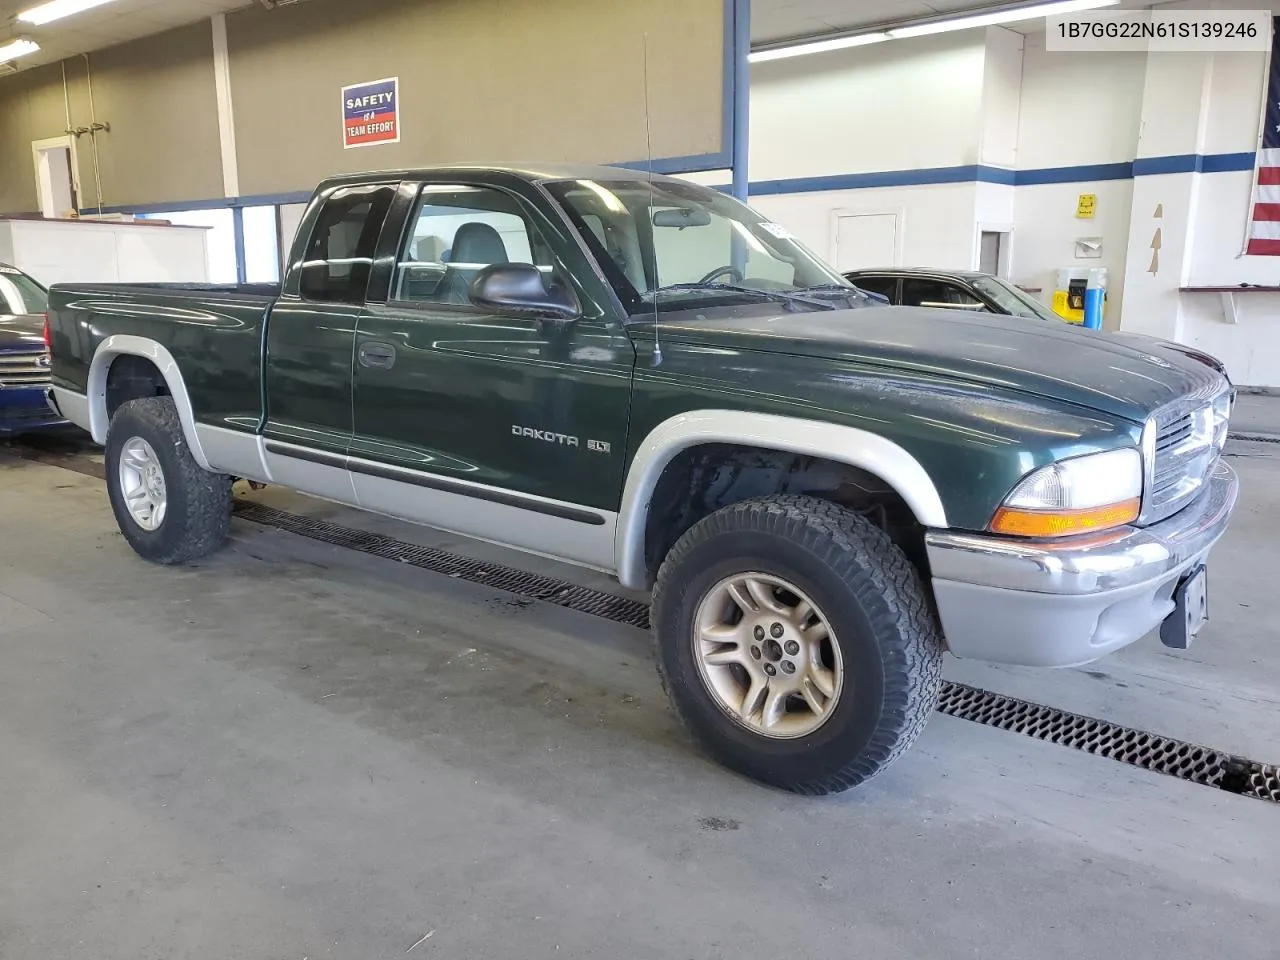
left=0, top=313, right=45, bottom=350
left=650, top=305, right=1223, bottom=423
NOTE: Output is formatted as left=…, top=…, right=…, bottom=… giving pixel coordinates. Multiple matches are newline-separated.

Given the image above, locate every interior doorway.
left=31, top=137, right=79, bottom=218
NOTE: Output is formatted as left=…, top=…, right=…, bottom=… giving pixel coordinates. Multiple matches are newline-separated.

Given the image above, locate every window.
left=392, top=184, right=554, bottom=304
left=242, top=205, right=281, bottom=284
left=298, top=184, right=396, bottom=304
left=544, top=178, right=848, bottom=314
left=847, top=275, right=897, bottom=302
left=971, top=276, right=1058, bottom=322
left=901, top=279, right=985, bottom=311
left=0, top=267, right=48, bottom=315
left=138, top=208, right=237, bottom=283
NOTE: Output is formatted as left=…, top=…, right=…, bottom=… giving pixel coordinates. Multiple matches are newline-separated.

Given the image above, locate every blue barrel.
left=1083, top=287, right=1104, bottom=330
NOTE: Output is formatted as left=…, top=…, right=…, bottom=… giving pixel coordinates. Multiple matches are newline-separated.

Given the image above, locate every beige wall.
left=0, top=23, right=222, bottom=214
left=227, top=0, right=726, bottom=196
left=0, top=63, right=74, bottom=214
left=0, top=0, right=725, bottom=212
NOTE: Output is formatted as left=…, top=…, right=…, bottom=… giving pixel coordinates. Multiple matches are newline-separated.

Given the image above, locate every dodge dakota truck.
left=45, top=164, right=1238, bottom=794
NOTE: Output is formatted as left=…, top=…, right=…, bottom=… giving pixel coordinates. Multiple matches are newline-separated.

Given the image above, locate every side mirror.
left=469, top=263, right=580, bottom=323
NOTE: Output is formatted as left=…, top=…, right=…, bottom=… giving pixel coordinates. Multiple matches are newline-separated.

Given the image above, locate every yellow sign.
left=1076, top=193, right=1097, bottom=219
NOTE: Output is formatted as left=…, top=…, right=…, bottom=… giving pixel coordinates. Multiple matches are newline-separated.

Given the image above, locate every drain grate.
left=937, top=682, right=1255, bottom=795
left=13, top=441, right=1280, bottom=804
left=231, top=501, right=652, bottom=629
left=1228, top=433, right=1280, bottom=444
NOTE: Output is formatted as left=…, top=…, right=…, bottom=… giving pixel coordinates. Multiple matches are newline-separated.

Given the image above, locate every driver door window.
left=901, top=279, right=985, bottom=311
left=392, top=185, right=554, bottom=306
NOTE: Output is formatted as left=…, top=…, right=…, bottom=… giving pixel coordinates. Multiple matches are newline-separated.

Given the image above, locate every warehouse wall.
left=0, top=0, right=728, bottom=213
left=0, top=24, right=222, bottom=213
left=226, top=0, right=727, bottom=196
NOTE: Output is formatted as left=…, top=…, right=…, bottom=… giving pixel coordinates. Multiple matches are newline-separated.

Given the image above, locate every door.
left=978, top=231, right=1003, bottom=275
left=262, top=182, right=396, bottom=499
left=31, top=137, right=77, bottom=218
left=350, top=181, right=635, bottom=568
left=833, top=212, right=899, bottom=271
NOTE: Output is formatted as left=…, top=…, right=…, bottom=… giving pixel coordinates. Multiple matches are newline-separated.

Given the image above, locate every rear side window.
left=298, top=184, right=396, bottom=304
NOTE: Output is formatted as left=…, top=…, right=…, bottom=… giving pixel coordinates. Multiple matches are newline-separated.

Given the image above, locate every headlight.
left=990, top=448, right=1143, bottom=538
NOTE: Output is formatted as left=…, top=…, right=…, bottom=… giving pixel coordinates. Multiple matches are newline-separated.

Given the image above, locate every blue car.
left=0, top=263, right=72, bottom=436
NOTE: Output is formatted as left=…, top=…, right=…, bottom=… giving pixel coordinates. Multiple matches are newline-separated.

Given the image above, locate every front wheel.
left=105, top=396, right=231, bottom=565
left=651, top=495, right=944, bottom=794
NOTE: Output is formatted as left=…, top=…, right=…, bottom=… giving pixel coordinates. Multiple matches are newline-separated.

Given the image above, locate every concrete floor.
left=1, top=438, right=1277, bottom=959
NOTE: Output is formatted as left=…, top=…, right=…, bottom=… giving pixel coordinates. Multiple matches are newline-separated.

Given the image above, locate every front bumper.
left=0, top=386, right=69, bottom=435
left=925, top=459, right=1239, bottom=667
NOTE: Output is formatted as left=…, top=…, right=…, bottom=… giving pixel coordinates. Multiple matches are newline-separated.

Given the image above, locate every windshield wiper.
left=654, top=282, right=837, bottom=311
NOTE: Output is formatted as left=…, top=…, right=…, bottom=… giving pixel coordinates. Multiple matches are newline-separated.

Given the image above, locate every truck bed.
left=46, top=281, right=278, bottom=433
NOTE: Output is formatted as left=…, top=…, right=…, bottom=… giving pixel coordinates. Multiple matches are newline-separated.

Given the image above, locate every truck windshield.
left=0, top=267, right=48, bottom=316
left=544, top=178, right=855, bottom=315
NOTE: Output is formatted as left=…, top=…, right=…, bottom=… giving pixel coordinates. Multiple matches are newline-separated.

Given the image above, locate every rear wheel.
left=651, top=494, right=944, bottom=794
left=105, top=397, right=231, bottom=564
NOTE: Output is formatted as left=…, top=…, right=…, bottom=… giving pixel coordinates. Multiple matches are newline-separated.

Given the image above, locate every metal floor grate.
left=10, top=440, right=1280, bottom=804
left=936, top=683, right=1278, bottom=802
left=1228, top=433, right=1280, bottom=444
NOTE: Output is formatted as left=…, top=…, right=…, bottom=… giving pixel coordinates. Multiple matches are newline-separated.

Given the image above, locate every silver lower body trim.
left=925, top=460, right=1238, bottom=667
left=49, top=386, right=91, bottom=434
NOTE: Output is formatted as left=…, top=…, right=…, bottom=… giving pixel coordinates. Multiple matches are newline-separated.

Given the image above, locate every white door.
left=833, top=212, right=900, bottom=271
left=32, top=137, right=77, bottom=218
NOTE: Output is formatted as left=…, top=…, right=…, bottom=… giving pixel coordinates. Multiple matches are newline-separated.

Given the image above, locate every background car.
left=843, top=266, right=1071, bottom=324
left=0, top=262, right=72, bottom=437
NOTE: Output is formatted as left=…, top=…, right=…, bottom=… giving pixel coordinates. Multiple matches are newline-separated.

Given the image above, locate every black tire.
left=105, top=396, right=231, bottom=565
left=651, top=494, right=944, bottom=795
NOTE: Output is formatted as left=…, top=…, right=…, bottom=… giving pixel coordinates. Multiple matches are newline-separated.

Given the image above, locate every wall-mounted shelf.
left=1179, top=285, right=1280, bottom=325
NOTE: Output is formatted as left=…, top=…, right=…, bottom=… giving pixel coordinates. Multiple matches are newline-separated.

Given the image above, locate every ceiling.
left=0, top=0, right=248, bottom=72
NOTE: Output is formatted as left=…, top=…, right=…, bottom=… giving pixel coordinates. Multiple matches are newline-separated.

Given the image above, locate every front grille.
left=1143, top=379, right=1231, bottom=525
left=0, top=349, right=51, bottom=388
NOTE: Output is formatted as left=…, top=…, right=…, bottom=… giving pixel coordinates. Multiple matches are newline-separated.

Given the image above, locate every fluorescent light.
left=18, top=0, right=119, bottom=26
left=749, top=31, right=888, bottom=63
left=0, top=38, right=40, bottom=64
left=886, top=0, right=1119, bottom=39
left=748, top=0, right=1120, bottom=61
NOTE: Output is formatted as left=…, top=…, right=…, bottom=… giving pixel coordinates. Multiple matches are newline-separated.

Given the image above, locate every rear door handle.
left=359, top=341, right=396, bottom=370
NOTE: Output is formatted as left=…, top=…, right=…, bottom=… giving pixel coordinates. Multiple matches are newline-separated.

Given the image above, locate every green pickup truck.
left=45, top=164, right=1238, bottom=794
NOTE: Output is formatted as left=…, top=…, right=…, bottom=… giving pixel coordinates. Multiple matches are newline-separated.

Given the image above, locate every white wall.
left=752, top=183, right=978, bottom=270
left=750, top=32, right=988, bottom=180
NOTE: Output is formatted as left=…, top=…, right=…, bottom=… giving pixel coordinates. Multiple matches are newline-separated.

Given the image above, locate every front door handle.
left=359, top=341, right=396, bottom=370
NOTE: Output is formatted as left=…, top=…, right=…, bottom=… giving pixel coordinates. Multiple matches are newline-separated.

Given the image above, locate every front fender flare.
left=613, top=410, right=947, bottom=590
left=86, top=334, right=211, bottom=470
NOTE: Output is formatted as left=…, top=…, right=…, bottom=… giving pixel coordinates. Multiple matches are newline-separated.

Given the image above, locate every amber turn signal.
left=990, top=498, right=1141, bottom=538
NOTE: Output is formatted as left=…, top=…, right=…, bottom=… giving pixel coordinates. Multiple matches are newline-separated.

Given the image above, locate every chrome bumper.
left=925, top=459, right=1238, bottom=667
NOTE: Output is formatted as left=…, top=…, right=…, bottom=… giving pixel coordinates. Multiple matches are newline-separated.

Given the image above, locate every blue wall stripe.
left=710, top=152, right=1259, bottom=196
left=1013, top=161, right=1134, bottom=185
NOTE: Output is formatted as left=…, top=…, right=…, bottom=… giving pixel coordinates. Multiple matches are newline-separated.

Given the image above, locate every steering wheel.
left=697, top=265, right=743, bottom=284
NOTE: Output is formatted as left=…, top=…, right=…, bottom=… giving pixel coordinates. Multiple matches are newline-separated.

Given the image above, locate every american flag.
left=1246, top=16, right=1280, bottom=255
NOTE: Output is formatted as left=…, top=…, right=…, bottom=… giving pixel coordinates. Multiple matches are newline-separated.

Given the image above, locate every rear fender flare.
left=613, top=409, right=948, bottom=589
left=86, top=335, right=211, bottom=470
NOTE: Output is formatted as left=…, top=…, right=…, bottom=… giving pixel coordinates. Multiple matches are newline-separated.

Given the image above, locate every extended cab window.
left=298, top=184, right=396, bottom=304
left=392, top=184, right=557, bottom=304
